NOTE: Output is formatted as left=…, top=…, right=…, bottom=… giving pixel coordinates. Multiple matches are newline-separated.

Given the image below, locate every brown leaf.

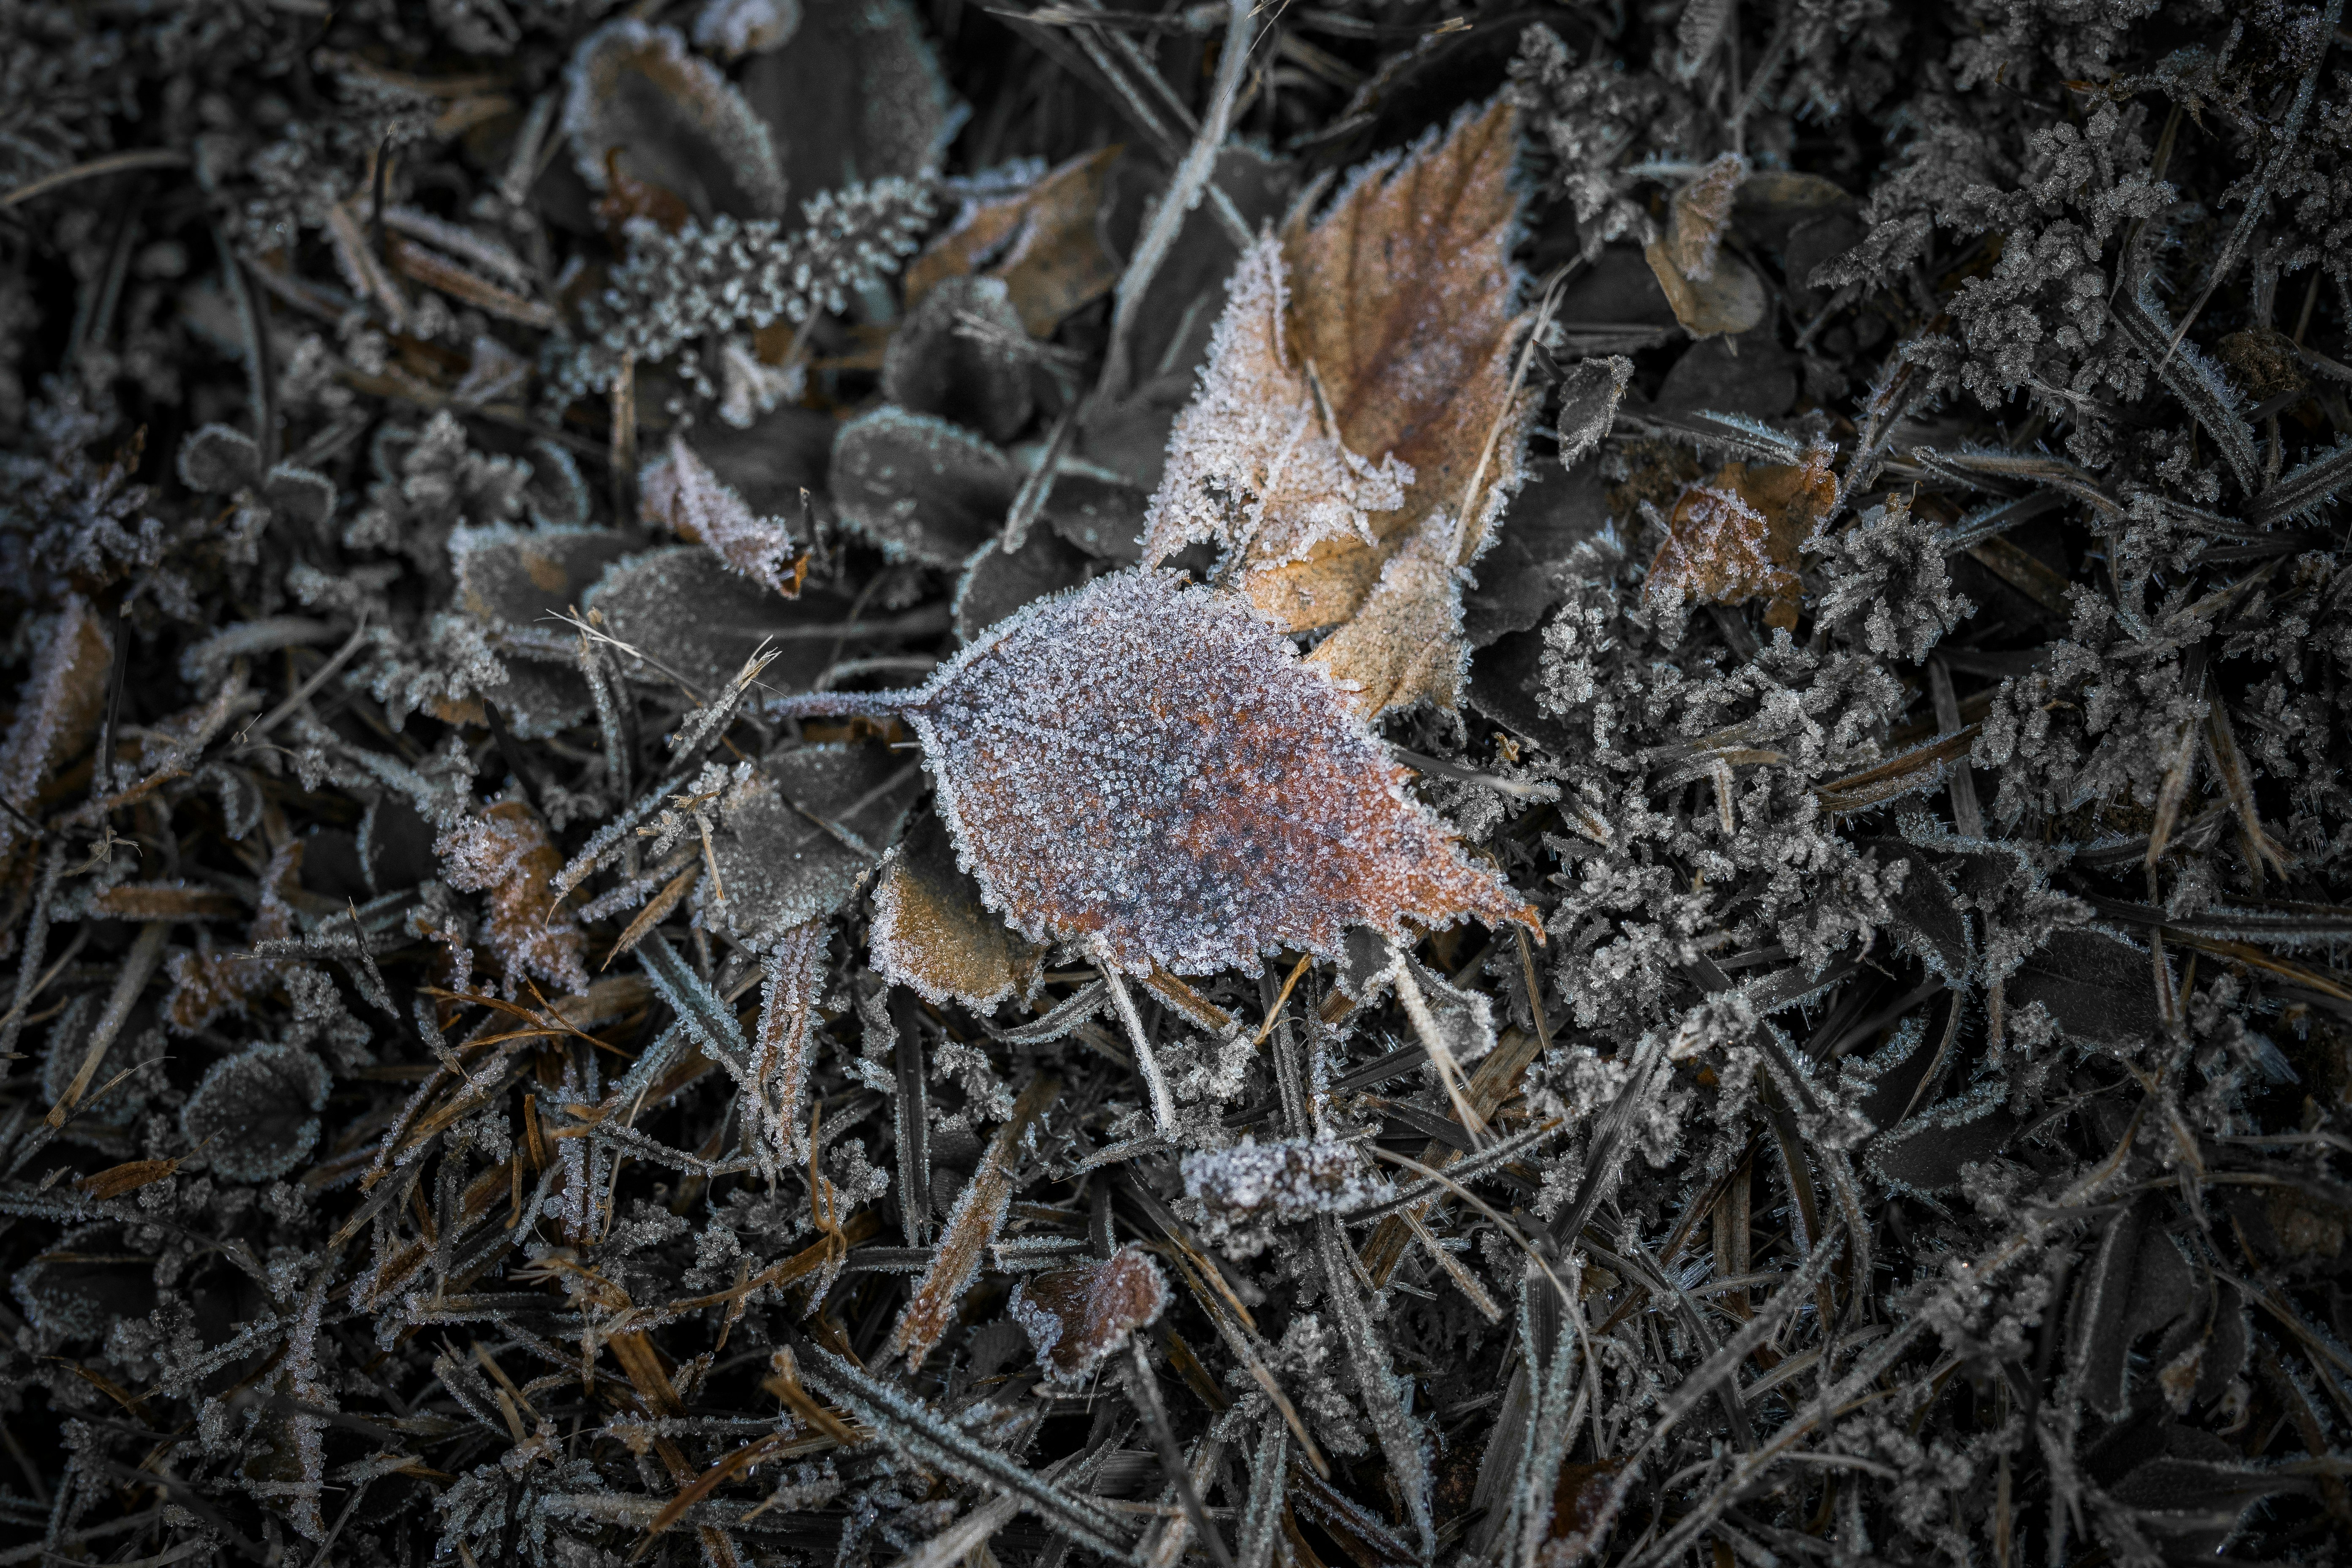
left=905, top=146, right=1124, bottom=337
left=888, top=1075, right=1059, bottom=1370
left=436, top=800, right=590, bottom=996
left=1141, top=96, right=1534, bottom=716
left=640, top=433, right=802, bottom=596
left=1665, top=152, right=1745, bottom=282
left=1009, top=1245, right=1169, bottom=1385
left=868, top=814, right=1040, bottom=1009
left=1644, top=441, right=1836, bottom=632
left=795, top=569, right=1536, bottom=975
left=164, top=839, right=303, bottom=1033
left=1644, top=240, right=1766, bottom=339
left=0, top=593, right=109, bottom=861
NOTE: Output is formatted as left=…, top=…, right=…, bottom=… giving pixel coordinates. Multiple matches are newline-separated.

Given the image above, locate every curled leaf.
left=1010, top=1245, right=1168, bottom=1385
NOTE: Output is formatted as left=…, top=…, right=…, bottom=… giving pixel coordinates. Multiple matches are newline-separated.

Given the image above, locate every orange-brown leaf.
left=896, top=570, right=1536, bottom=974
left=436, top=800, right=590, bottom=996
left=904, top=147, right=1124, bottom=337
left=1645, top=443, right=1836, bottom=632
left=1009, top=1246, right=1169, bottom=1385
left=868, top=814, right=1039, bottom=1009
left=1140, top=95, right=1533, bottom=717
left=74, top=1155, right=186, bottom=1200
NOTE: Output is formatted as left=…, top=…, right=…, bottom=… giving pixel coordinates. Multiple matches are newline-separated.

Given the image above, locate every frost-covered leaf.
left=1010, top=1246, right=1167, bottom=1385
left=906, top=146, right=1124, bottom=337
left=790, top=570, right=1536, bottom=974
left=2009, top=926, right=2163, bottom=1051
left=1141, top=95, right=1533, bottom=715
left=706, top=741, right=924, bottom=950
left=11, top=1225, right=158, bottom=1340
left=1646, top=439, right=1836, bottom=633
left=2068, top=1195, right=2197, bottom=1420
left=953, top=528, right=1096, bottom=643
left=869, top=813, right=1039, bottom=1008
left=1555, top=356, right=1633, bottom=471
left=585, top=545, right=933, bottom=696
left=1183, top=1136, right=1380, bottom=1232
left=830, top=407, right=1020, bottom=569
left=1869, top=1094, right=2020, bottom=1195
left=695, top=0, right=800, bottom=58
left=436, top=799, right=590, bottom=996
left=181, top=1043, right=332, bottom=1183
left=0, top=593, right=109, bottom=861
left=563, top=20, right=787, bottom=221
left=880, top=276, right=1034, bottom=444
left=1643, top=162, right=1767, bottom=339
left=640, top=433, right=802, bottom=596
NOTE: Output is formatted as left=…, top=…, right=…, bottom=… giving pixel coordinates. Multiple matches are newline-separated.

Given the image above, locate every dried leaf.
left=1009, top=1245, right=1168, bottom=1385
left=88, top=882, right=244, bottom=921
left=788, top=570, right=1534, bottom=974
left=906, top=146, right=1124, bottom=337
left=1645, top=440, right=1836, bottom=632
left=1645, top=164, right=1769, bottom=341
left=436, top=800, right=590, bottom=996
left=1141, top=95, right=1534, bottom=716
left=888, top=1074, right=1059, bottom=1370
left=164, top=840, right=303, bottom=1032
left=74, top=1155, right=187, bottom=1201
left=640, top=433, right=802, bottom=596
left=869, top=813, right=1039, bottom=1008
left=562, top=20, right=787, bottom=222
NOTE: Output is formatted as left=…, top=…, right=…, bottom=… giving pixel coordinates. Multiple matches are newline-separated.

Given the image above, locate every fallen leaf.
left=180, top=1043, right=333, bottom=1184
left=868, top=813, right=1040, bottom=1008
left=1555, top=356, right=1633, bottom=470
left=780, top=569, right=1537, bottom=975
left=952, top=528, right=1095, bottom=644
left=738, top=0, right=961, bottom=204
left=640, top=433, right=803, bottom=596
left=74, top=1155, right=187, bottom=1201
left=706, top=741, right=925, bottom=950
left=1141, top=95, right=1535, bottom=717
left=87, top=882, right=243, bottom=922
left=829, top=407, right=1021, bottom=569
left=436, top=799, right=590, bottom=996
left=905, top=146, right=1124, bottom=337
left=562, top=20, right=787, bottom=223
left=1642, top=155, right=1766, bottom=340
left=1644, top=438, right=1836, bottom=632
left=1009, top=1245, right=1168, bottom=1384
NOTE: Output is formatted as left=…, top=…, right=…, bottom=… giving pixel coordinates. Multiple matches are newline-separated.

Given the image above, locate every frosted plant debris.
left=3, top=3, right=2352, bottom=1568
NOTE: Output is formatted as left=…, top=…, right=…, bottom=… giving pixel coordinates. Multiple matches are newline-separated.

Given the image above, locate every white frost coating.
left=1140, top=239, right=1411, bottom=570
left=558, top=20, right=786, bottom=218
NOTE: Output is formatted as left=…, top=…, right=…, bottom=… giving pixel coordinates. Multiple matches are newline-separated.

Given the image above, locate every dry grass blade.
left=801, top=1348, right=1142, bottom=1563
left=887, top=1074, right=1060, bottom=1369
